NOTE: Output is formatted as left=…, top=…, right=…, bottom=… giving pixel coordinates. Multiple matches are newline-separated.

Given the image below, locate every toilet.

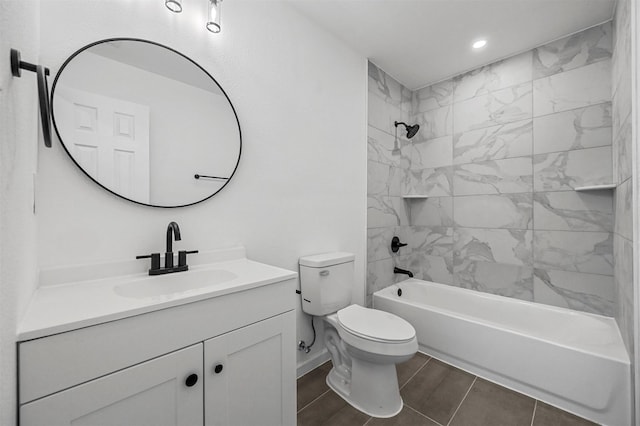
left=299, top=252, right=418, bottom=418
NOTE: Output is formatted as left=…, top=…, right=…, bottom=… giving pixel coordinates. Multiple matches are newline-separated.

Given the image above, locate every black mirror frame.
left=50, top=37, right=242, bottom=208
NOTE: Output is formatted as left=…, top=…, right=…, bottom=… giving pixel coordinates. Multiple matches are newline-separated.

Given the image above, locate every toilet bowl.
left=298, top=251, right=417, bottom=418
left=322, top=304, right=417, bottom=417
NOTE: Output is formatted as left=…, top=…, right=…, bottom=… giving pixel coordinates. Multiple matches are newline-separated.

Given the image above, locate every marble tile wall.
left=367, top=22, right=617, bottom=316
left=612, top=0, right=635, bottom=362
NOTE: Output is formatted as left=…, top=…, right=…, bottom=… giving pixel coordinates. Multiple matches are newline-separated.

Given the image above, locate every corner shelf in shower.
left=574, top=184, right=616, bottom=191
left=402, top=195, right=429, bottom=199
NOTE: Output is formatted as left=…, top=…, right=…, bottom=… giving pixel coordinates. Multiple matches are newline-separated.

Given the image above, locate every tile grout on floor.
left=446, top=376, right=477, bottom=426
left=530, top=400, right=538, bottom=426
left=297, top=388, right=331, bottom=414
left=399, top=356, right=431, bottom=391
left=405, top=403, right=446, bottom=426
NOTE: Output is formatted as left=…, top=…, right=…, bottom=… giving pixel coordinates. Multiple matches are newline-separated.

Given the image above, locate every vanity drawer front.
left=19, top=278, right=295, bottom=404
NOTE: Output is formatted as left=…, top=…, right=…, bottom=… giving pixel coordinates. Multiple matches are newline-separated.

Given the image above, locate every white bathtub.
left=373, top=279, right=631, bottom=426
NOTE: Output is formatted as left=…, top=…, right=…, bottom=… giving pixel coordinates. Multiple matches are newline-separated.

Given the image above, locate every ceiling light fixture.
left=472, top=39, right=487, bottom=49
left=206, top=0, right=222, bottom=33
left=165, top=0, right=223, bottom=33
left=165, top=0, right=183, bottom=13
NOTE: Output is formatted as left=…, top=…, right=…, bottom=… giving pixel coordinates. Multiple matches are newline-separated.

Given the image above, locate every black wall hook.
left=10, top=48, right=52, bottom=148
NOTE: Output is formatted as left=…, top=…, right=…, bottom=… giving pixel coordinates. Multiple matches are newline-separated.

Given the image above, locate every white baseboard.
left=296, top=349, right=331, bottom=378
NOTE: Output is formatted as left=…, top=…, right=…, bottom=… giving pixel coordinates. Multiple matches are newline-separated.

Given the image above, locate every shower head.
left=406, top=124, right=420, bottom=138
left=395, top=121, right=420, bottom=139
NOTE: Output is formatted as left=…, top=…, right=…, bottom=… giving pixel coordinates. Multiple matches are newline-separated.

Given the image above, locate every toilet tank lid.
left=299, top=252, right=355, bottom=268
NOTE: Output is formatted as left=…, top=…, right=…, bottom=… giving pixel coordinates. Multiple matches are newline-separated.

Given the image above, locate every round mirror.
left=51, top=38, right=241, bottom=207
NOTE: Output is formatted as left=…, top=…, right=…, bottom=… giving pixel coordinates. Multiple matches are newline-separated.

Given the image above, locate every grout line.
left=362, top=416, right=374, bottom=425
left=530, top=400, right=538, bottom=426
left=531, top=77, right=536, bottom=303
left=451, top=143, right=612, bottom=169
left=446, top=376, right=477, bottom=426
left=450, top=87, right=455, bottom=238
left=405, top=403, right=446, bottom=426
left=529, top=141, right=614, bottom=158
left=297, top=389, right=331, bottom=414
left=400, top=356, right=432, bottom=390
left=453, top=225, right=613, bottom=235
left=529, top=99, right=612, bottom=121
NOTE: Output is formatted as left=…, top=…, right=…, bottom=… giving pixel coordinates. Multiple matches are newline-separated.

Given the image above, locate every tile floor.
left=297, top=353, right=598, bottom=426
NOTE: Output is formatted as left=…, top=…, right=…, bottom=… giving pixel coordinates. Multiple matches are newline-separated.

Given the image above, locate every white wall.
left=0, top=1, right=40, bottom=423
left=37, top=0, right=367, bottom=376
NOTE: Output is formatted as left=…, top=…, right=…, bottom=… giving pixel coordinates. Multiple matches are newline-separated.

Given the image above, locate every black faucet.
left=394, top=267, right=414, bottom=278
left=137, top=222, right=198, bottom=275
left=165, top=221, right=181, bottom=268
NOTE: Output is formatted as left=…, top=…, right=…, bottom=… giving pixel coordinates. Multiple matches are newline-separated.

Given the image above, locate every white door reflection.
left=56, top=86, right=150, bottom=203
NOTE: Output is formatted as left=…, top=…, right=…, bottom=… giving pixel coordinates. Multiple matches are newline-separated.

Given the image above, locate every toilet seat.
left=324, top=305, right=417, bottom=359
left=337, top=304, right=415, bottom=343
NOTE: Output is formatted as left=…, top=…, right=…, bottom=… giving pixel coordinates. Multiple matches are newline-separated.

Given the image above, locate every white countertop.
left=18, top=248, right=297, bottom=341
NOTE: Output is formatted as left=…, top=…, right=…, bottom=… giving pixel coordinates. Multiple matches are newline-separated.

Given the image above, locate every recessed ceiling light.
left=472, top=39, right=487, bottom=49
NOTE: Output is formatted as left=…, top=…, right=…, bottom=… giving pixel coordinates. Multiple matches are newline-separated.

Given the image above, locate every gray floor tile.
left=297, top=364, right=331, bottom=411
left=449, top=378, right=535, bottom=426
left=532, top=401, right=598, bottom=426
left=319, top=360, right=333, bottom=371
left=297, top=358, right=597, bottom=426
left=366, top=406, right=439, bottom=426
left=400, top=358, right=475, bottom=425
left=297, top=390, right=370, bottom=426
left=397, top=352, right=430, bottom=388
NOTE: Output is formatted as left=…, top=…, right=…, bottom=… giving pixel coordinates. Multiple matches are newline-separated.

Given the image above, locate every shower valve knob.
left=391, top=236, right=408, bottom=253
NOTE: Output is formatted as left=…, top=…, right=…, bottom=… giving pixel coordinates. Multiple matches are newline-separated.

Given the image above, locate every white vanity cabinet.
left=18, top=261, right=297, bottom=426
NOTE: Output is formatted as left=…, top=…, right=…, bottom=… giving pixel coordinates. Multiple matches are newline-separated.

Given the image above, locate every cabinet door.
left=204, top=311, right=296, bottom=426
left=21, top=344, right=203, bottom=426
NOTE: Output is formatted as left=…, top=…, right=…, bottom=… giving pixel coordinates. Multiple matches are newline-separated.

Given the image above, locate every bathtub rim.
left=374, top=279, right=630, bottom=365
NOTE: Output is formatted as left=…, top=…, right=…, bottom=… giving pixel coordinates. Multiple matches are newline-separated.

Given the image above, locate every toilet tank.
left=299, top=252, right=355, bottom=316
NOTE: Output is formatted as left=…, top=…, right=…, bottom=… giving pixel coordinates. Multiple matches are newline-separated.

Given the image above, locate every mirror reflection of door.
left=56, top=86, right=150, bottom=203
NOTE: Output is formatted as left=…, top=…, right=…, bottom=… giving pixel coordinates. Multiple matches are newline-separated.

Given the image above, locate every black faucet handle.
left=391, top=236, right=408, bottom=253
left=178, top=250, right=199, bottom=267
left=136, top=253, right=161, bottom=271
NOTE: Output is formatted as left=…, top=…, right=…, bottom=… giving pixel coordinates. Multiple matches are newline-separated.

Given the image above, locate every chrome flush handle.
left=319, top=270, right=330, bottom=276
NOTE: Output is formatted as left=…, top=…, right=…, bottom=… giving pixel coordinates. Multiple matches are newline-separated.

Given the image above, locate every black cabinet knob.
left=214, top=364, right=223, bottom=374
left=185, top=373, right=198, bottom=387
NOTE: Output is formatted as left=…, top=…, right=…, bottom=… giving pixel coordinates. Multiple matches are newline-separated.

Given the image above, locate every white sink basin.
left=114, top=268, right=238, bottom=299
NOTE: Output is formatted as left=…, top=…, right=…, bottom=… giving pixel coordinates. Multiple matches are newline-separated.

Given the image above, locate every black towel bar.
left=10, top=48, right=52, bottom=148
left=194, top=174, right=229, bottom=180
